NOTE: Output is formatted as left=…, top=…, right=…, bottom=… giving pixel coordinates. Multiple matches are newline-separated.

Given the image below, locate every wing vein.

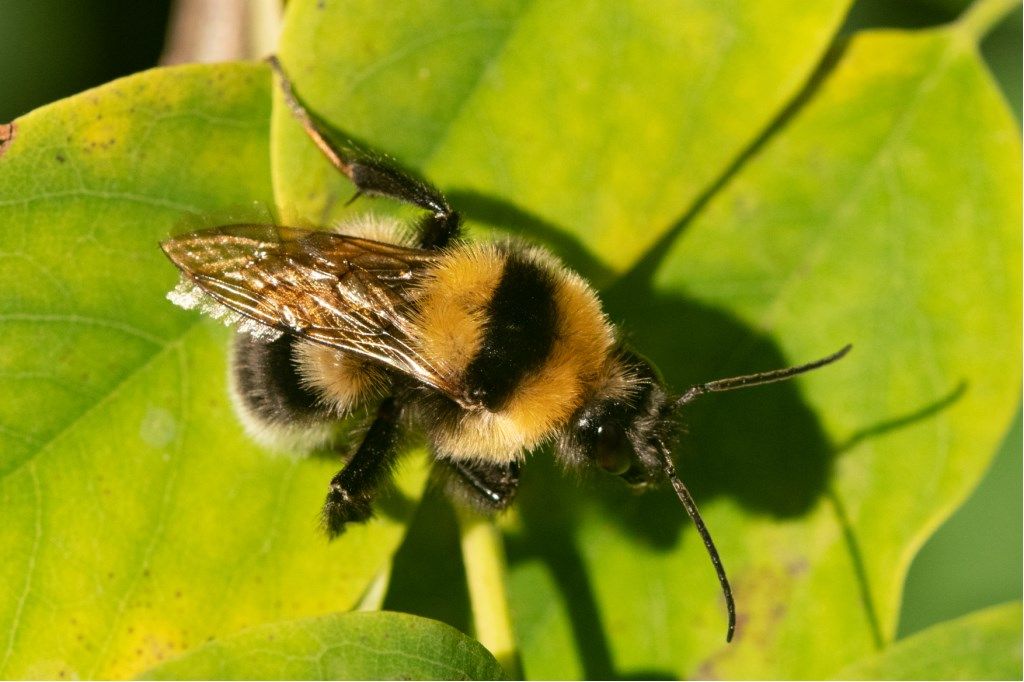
left=162, top=224, right=463, bottom=399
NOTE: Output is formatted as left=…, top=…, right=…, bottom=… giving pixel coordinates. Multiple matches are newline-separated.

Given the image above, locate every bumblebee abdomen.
left=229, top=332, right=336, bottom=452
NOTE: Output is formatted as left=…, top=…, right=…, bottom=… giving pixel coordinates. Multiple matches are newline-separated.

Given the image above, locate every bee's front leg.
left=322, top=397, right=403, bottom=537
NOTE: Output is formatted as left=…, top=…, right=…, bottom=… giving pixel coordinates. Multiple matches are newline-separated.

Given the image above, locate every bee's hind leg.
left=268, top=56, right=461, bottom=250
left=437, top=459, right=521, bottom=514
left=322, top=398, right=403, bottom=537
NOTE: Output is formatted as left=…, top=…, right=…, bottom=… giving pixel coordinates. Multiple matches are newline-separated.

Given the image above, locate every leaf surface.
left=272, top=0, right=852, bottom=275
left=0, top=64, right=426, bottom=679
left=834, top=602, right=1023, bottom=680
left=1, top=1, right=1019, bottom=679
left=270, top=1, right=1020, bottom=678
left=504, top=15, right=1021, bottom=679
left=142, top=611, right=507, bottom=680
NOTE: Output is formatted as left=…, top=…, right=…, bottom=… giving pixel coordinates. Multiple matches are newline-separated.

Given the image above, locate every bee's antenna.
left=657, top=440, right=735, bottom=643
left=660, top=345, right=850, bottom=642
left=675, top=344, right=852, bottom=408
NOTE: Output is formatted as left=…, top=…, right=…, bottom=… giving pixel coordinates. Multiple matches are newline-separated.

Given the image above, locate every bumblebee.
left=161, top=57, right=849, bottom=642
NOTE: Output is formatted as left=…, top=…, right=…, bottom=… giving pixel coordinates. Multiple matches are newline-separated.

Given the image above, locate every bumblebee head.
left=558, top=350, right=677, bottom=487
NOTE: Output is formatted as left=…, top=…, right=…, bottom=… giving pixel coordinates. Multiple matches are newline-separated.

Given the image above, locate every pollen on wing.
left=167, top=278, right=282, bottom=342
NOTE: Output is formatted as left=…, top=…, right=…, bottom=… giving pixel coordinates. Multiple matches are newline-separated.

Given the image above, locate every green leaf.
left=4, top=1, right=1019, bottom=679
left=0, top=64, right=426, bottom=679
left=140, top=611, right=507, bottom=680
left=273, top=0, right=852, bottom=275
left=268, top=1, right=1018, bottom=678
left=899, top=410, right=1023, bottom=636
left=833, top=602, right=1023, bottom=680
left=505, top=12, right=1021, bottom=680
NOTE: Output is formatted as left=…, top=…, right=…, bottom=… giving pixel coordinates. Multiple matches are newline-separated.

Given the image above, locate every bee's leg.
left=437, top=459, right=521, bottom=513
left=268, top=56, right=460, bottom=250
left=322, top=397, right=403, bottom=537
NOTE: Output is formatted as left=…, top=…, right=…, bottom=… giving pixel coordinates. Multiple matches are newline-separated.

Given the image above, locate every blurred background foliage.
left=1, top=0, right=1018, bottom=647
left=1, top=0, right=173, bottom=122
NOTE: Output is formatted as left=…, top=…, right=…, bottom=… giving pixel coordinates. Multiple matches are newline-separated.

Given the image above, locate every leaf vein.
left=0, top=463, right=42, bottom=675
left=0, top=189, right=200, bottom=213
left=0, top=313, right=165, bottom=346
left=87, top=342, right=190, bottom=677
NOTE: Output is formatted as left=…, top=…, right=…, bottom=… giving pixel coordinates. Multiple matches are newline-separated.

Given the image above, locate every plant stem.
left=161, top=0, right=283, bottom=64
left=455, top=506, right=521, bottom=679
left=957, top=0, right=1020, bottom=43
left=354, top=560, right=392, bottom=611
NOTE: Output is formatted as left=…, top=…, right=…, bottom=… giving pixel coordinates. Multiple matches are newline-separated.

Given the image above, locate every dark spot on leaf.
left=0, top=122, right=15, bottom=159
left=55, top=153, right=65, bottom=163
left=694, top=660, right=718, bottom=679
left=174, top=590, right=182, bottom=598
left=787, top=558, right=809, bottom=577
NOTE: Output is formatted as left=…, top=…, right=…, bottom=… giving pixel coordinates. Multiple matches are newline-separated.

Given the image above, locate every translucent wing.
left=161, top=224, right=462, bottom=398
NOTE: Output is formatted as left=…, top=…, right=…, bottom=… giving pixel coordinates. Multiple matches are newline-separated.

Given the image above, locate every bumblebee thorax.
left=415, top=242, right=616, bottom=462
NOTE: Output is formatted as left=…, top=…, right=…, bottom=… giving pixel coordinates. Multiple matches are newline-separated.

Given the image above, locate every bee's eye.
left=595, top=422, right=630, bottom=475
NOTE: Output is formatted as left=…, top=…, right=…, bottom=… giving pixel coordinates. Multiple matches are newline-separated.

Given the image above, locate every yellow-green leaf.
left=834, top=602, right=1023, bottom=680
left=0, top=63, right=426, bottom=679
left=3, top=0, right=1018, bottom=679
left=504, top=11, right=1020, bottom=680
left=273, top=0, right=852, bottom=274
left=141, top=611, right=507, bottom=681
